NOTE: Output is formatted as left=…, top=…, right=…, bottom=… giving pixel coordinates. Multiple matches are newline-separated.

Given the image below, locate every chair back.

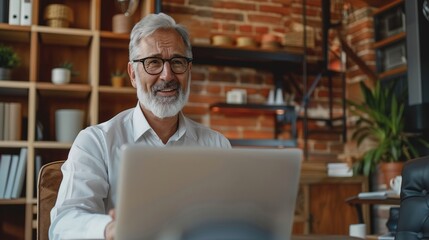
left=37, top=160, right=65, bottom=240
left=396, top=156, right=429, bottom=240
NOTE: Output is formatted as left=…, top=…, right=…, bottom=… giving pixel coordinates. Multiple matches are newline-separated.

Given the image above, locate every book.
left=11, top=148, right=27, bottom=198
left=3, top=103, right=9, bottom=140
left=8, top=102, right=22, bottom=141
left=378, top=232, right=395, bottom=240
left=327, top=162, right=353, bottom=177
left=8, top=0, right=21, bottom=25
left=0, top=102, right=4, bottom=140
left=0, top=0, right=9, bottom=23
left=358, top=190, right=398, bottom=199
left=19, top=0, right=31, bottom=25
left=0, top=154, right=12, bottom=198
left=4, top=154, right=19, bottom=198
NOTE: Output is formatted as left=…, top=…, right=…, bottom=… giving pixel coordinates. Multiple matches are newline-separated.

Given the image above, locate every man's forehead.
left=138, top=29, right=186, bottom=55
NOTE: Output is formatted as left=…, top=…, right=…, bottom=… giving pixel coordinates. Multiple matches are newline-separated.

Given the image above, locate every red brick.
left=248, top=14, right=283, bottom=24
left=271, top=0, right=293, bottom=4
left=212, top=11, right=244, bottom=21
left=255, top=26, right=269, bottom=34
left=208, top=72, right=237, bottom=83
left=259, top=4, right=291, bottom=15
left=182, top=105, right=209, bottom=115
left=213, top=1, right=256, bottom=11
left=239, top=24, right=253, bottom=33
left=243, top=130, right=275, bottom=139
left=188, top=94, right=225, bottom=104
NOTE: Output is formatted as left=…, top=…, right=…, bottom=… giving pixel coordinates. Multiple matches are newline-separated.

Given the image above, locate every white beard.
left=135, top=73, right=190, bottom=119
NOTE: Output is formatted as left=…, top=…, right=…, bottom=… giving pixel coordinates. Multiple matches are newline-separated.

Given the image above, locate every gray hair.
left=129, top=13, right=192, bottom=61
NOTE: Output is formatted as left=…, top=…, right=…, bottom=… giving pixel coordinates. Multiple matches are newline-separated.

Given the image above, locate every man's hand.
left=105, top=209, right=116, bottom=240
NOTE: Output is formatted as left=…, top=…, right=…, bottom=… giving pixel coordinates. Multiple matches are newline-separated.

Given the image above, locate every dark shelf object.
left=193, top=45, right=303, bottom=69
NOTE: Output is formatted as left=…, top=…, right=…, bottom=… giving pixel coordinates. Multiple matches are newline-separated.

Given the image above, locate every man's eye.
left=148, top=59, right=162, bottom=65
left=171, top=58, right=185, bottom=65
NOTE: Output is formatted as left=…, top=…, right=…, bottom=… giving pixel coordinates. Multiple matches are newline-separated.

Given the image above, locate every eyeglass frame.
left=131, top=56, right=193, bottom=75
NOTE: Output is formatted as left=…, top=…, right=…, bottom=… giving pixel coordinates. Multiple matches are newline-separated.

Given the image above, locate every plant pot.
left=111, top=76, right=125, bottom=88
left=380, top=162, right=404, bottom=188
left=0, top=67, right=11, bottom=80
left=51, top=68, right=71, bottom=84
left=44, top=4, right=74, bottom=28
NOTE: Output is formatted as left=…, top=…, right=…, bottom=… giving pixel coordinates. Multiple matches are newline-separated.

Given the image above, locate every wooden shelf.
left=33, top=141, right=72, bottom=149
left=373, top=32, right=406, bottom=49
left=378, top=65, right=407, bottom=79
left=0, top=198, right=27, bottom=205
left=98, top=86, right=136, bottom=94
left=0, top=24, right=31, bottom=42
left=34, top=26, right=93, bottom=46
left=373, top=0, right=404, bottom=16
left=36, top=82, right=91, bottom=99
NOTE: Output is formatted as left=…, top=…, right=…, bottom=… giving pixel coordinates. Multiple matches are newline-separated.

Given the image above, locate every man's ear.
left=128, top=62, right=137, bottom=88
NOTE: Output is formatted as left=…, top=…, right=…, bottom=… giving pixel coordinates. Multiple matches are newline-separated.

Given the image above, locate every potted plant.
left=51, top=61, right=78, bottom=84
left=349, top=80, right=428, bottom=185
left=111, top=69, right=127, bottom=88
left=0, top=44, right=20, bottom=80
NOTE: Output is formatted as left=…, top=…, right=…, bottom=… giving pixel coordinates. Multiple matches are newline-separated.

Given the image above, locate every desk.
left=292, top=235, right=362, bottom=240
left=346, top=196, right=400, bottom=224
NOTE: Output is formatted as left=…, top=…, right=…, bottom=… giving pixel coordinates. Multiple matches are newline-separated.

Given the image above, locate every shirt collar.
left=132, top=103, right=152, bottom=142
left=131, top=103, right=197, bottom=143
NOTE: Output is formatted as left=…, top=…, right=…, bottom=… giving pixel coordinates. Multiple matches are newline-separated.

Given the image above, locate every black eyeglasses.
left=132, top=56, right=193, bottom=75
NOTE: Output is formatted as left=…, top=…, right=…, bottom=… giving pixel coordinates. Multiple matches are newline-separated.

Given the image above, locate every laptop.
left=115, top=146, right=302, bottom=240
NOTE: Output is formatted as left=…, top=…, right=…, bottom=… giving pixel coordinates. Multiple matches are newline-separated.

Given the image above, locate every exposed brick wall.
left=162, top=0, right=375, bottom=162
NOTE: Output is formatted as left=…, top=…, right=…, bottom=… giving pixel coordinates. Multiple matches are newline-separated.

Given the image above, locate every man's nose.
left=159, top=61, right=174, bottom=81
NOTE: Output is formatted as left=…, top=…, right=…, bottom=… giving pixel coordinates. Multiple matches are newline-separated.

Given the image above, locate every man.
left=49, top=13, right=231, bottom=240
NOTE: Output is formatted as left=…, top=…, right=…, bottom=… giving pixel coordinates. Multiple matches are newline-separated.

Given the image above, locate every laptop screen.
left=115, top=146, right=302, bottom=240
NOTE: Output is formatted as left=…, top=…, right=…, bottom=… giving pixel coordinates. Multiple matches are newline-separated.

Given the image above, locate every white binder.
left=20, top=0, right=31, bottom=25
left=8, top=0, right=21, bottom=25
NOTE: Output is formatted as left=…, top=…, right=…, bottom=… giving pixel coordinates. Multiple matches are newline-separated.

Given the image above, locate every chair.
left=396, top=156, right=429, bottom=240
left=37, top=160, right=65, bottom=240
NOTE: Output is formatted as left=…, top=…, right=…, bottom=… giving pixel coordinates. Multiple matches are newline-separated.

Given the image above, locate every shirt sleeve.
left=49, top=128, right=112, bottom=240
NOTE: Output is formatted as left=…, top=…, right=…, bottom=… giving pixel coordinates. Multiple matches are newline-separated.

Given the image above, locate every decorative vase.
left=0, top=67, right=11, bottom=80
left=112, top=14, right=131, bottom=33
left=380, top=162, right=404, bottom=188
left=111, top=76, right=125, bottom=88
left=44, top=4, right=74, bottom=28
left=51, top=68, right=71, bottom=84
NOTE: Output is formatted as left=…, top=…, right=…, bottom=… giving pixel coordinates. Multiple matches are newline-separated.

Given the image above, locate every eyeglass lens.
left=144, top=57, right=189, bottom=74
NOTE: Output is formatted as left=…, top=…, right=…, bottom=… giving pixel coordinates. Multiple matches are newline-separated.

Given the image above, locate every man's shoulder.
left=87, top=108, right=134, bottom=134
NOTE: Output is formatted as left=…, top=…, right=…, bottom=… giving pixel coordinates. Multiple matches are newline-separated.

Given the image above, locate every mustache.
left=152, top=81, right=180, bottom=93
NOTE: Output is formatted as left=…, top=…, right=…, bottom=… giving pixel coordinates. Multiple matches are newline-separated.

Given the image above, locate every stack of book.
left=0, top=102, right=22, bottom=141
left=327, top=162, right=353, bottom=177
left=0, top=148, right=27, bottom=199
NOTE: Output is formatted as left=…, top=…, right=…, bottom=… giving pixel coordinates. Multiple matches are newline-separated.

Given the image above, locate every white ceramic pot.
left=55, top=109, right=84, bottom=142
left=51, top=68, right=71, bottom=84
left=0, top=67, right=11, bottom=80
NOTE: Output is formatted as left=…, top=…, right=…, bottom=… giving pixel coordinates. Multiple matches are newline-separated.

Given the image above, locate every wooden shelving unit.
left=373, top=0, right=407, bottom=80
left=0, top=0, right=156, bottom=239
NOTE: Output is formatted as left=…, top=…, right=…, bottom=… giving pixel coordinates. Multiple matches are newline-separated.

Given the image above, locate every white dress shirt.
left=49, top=103, right=231, bottom=240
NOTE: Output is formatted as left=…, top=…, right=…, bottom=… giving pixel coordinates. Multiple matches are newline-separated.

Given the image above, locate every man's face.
left=128, top=29, right=192, bottom=119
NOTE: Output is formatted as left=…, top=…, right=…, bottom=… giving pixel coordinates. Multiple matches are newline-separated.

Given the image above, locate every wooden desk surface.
left=345, top=195, right=400, bottom=205
left=292, top=235, right=361, bottom=240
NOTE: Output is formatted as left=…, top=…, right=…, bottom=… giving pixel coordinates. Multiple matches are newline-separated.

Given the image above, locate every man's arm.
left=49, top=128, right=113, bottom=240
